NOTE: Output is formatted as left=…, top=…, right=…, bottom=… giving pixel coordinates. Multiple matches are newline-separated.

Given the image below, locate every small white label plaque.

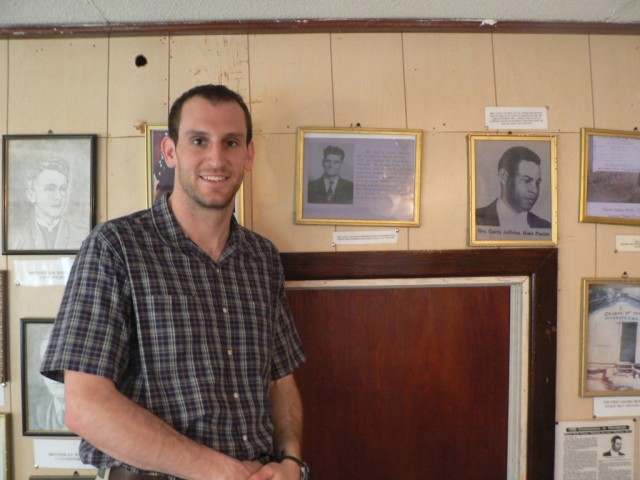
left=33, top=439, right=91, bottom=469
left=485, top=107, right=548, bottom=130
left=616, top=235, right=640, bottom=252
left=333, top=230, right=398, bottom=245
left=594, top=396, right=640, bottom=417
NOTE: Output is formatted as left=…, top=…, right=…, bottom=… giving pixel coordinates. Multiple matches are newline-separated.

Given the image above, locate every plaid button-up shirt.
left=41, top=193, right=306, bottom=473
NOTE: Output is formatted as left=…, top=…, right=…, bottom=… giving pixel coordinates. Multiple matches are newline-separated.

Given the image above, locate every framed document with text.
left=579, top=128, right=640, bottom=226
left=295, top=127, right=422, bottom=227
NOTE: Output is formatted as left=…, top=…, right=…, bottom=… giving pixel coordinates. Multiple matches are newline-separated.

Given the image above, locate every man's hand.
left=248, top=460, right=301, bottom=480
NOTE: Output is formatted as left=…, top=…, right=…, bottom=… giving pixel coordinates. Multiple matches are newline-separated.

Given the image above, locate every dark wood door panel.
left=288, top=285, right=511, bottom=479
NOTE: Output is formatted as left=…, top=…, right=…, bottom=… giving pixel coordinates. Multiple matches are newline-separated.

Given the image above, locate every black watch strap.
left=281, top=454, right=310, bottom=480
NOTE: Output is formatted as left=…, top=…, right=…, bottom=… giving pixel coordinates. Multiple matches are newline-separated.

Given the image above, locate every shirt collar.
left=151, top=192, right=253, bottom=262
left=496, top=197, right=529, bottom=229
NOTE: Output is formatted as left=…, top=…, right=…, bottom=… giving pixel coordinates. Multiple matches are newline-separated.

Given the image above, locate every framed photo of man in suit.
left=295, top=127, right=422, bottom=226
left=469, top=134, right=557, bottom=247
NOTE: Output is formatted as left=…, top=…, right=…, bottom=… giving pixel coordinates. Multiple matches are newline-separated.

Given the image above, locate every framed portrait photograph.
left=0, top=414, right=9, bottom=480
left=579, top=128, right=640, bottom=226
left=21, top=318, right=73, bottom=436
left=295, top=127, right=422, bottom=226
left=580, top=278, right=640, bottom=397
left=469, top=134, right=557, bottom=247
left=2, top=134, right=97, bottom=255
left=145, top=124, right=245, bottom=224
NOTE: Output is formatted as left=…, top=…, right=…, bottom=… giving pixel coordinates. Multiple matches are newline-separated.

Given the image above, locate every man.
left=9, top=157, right=89, bottom=250
left=603, top=435, right=625, bottom=456
left=41, top=84, right=308, bottom=480
left=475, top=146, right=551, bottom=229
left=307, top=145, right=354, bottom=204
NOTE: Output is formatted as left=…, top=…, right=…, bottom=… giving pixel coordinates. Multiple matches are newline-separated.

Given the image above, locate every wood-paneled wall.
left=0, top=30, right=639, bottom=478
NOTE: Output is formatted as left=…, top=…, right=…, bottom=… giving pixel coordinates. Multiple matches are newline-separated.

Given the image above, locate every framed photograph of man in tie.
left=295, top=127, right=422, bottom=226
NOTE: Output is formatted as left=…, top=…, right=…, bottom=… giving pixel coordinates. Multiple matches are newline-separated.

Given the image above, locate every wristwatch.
left=281, top=454, right=310, bottom=480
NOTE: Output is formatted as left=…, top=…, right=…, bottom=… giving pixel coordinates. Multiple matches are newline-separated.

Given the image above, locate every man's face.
left=322, top=153, right=343, bottom=178
left=613, top=439, right=622, bottom=452
left=27, top=169, right=68, bottom=221
left=501, top=160, right=541, bottom=213
left=162, top=96, right=254, bottom=211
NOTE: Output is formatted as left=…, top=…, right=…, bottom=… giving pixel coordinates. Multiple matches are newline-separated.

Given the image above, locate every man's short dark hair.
left=323, top=145, right=345, bottom=161
left=168, top=84, right=253, bottom=146
left=498, top=146, right=541, bottom=176
left=612, top=435, right=622, bottom=444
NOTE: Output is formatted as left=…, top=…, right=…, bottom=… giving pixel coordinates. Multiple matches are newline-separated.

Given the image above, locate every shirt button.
left=242, top=435, right=248, bottom=442
left=222, top=307, right=228, bottom=314
left=227, top=349, right=233, bottom=356
left=233, top=392, right=240, bottom=399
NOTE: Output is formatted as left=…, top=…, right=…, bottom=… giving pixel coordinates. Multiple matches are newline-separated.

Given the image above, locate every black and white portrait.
left=3, top=135, right=96, bottom=254
left=21, top=319, right=71, bottom=435
left=470, top=135, right=557, bottom=246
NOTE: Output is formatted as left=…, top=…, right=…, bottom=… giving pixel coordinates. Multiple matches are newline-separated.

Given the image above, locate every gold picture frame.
left=469, top=134, right=557, bottom=247
left=295, top=127, right=422, bottom=226
left=580, top=277, right=640, bottom=397
left=144, top=125, right=244, bottom=225
left=579, top=128, right=640, bottom=226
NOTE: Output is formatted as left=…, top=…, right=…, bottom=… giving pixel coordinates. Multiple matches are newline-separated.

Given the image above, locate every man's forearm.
left=269, top=374, right=303, bottom=458
left=64, top=370, right=252, bottom=480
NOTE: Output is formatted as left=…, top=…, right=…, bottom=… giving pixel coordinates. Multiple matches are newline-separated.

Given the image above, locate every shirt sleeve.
left=40, top=229, right=133, bottom=384
left=270, top=257, right=306, bottom=380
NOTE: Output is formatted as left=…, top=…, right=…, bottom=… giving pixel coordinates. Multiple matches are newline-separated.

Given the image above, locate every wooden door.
left=288, top=285, right=510, bottom=479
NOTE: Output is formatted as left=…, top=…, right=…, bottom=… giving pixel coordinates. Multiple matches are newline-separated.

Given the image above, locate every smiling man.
left=41, top=85, right=308, bottom=480
left=476, top=146, right=551, bottom=229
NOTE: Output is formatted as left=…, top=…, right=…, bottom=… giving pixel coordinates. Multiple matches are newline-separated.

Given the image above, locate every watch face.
left=301, top=464, right=310, bottom=480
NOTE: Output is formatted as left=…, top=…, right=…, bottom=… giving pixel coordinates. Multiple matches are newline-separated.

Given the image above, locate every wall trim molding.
left=2, top=19, right=639, bottom=39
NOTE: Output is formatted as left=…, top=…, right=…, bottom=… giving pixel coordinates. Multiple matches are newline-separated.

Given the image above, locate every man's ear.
left=245, top=141, right=255, bottom=172
left=26, top=189, right=36, bottom=203
left=161, top=136, right=177, bottom=168
left=498, top=168, right=509, bottom=185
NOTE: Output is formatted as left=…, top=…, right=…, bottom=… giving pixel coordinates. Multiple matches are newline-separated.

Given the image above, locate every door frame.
left=281, top=248, right=557, bottom=479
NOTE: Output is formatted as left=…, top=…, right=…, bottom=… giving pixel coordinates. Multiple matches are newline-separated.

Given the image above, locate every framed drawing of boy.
left=469, top=134, right=557, bottom=247
left=2, top=134, right=96, bottom=255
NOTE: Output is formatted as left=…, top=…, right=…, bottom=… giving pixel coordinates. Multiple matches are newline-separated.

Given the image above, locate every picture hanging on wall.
left=2, top=134, right=97, bottom=255
left=580, top=277, right=640, bottom=397
left=21, top=318, right=74, bottom=436
left=579, top=128, right=640, bottom=226
left=468, top=134, right=557, bottom=247
left=0, top=271, right=7, bottom=384
left=0, top=414, right=9, bottom=480
left=145, top=124, right=245, bottom=225
left=295, top=127, right=422, bottom=227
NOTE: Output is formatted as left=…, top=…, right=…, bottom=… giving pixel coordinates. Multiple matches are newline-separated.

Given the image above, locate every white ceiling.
left=2, top=0, right=640, bottom=28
